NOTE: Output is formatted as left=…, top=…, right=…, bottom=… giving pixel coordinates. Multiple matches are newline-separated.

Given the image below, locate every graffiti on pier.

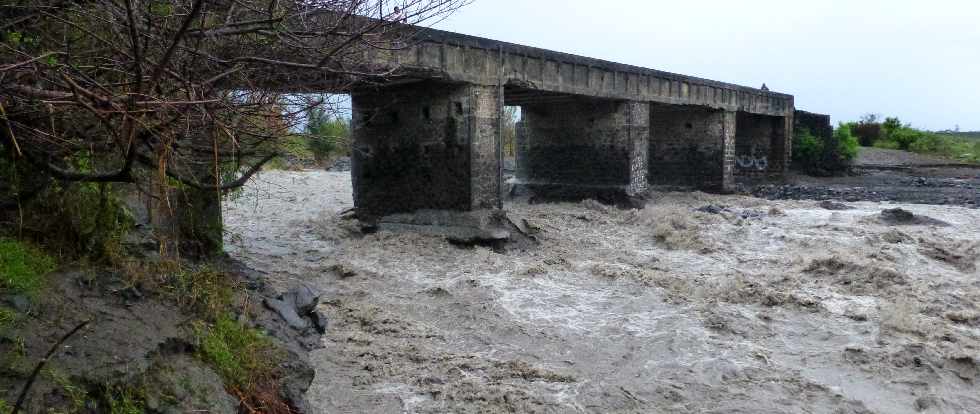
left=736, top=147, right=769, bottom=171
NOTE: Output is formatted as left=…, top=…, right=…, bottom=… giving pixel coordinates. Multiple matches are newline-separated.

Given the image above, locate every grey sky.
left=435, top=0, right=980, bottom=131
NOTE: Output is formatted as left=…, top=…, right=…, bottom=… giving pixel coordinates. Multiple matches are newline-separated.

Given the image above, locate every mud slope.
left=225, top=171, right=980, bottom=414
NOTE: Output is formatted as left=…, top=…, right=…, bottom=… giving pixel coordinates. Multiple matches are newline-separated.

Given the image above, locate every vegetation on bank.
left=0, top=252, right=288, bottom=411
left=0, top=238, right=55, bottom=298
left=269, top=109, right=351, bottom=170
left=0, top=183, right=284, bottom=411
left=792, top=123, right=860, bottom=175
left=0, top=115, right=286, bottom=412
left=848, top=115, right=980, bottom=164
left=195, top=315, right=282, bottom=395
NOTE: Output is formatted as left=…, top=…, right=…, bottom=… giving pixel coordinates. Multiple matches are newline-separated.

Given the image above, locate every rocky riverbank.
left=748, top=168, right=980, bottom=207
left=1, top=252, right=318, bottom=413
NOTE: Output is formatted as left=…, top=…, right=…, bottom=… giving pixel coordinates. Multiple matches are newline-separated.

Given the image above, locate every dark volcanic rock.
left=327, top=156, right=351, bottom=172
left=263, top=285, right=323, bottom=331
left=143, top=355, right=238, bottom=413
left=2, top=294, right=31, bottom=313
left=819, top=200, right=854, bottom=211
left=880, top=208, right=915, bottom=223
left=264, top=296, right=311, bottom=330
left=292, top=284, right=320, bottom=315
left=878, top=208, right=950, bottom=227
left=747, top=165, right=980, bottom=208
left=696, top=204, right=730, bottom=215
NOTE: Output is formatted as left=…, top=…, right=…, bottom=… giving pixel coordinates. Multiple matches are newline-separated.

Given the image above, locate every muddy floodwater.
left=224, top=170, right=980, bottom=414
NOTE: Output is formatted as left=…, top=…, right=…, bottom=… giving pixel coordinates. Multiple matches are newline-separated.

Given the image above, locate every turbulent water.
left=224, top=170, right=980, bottom=414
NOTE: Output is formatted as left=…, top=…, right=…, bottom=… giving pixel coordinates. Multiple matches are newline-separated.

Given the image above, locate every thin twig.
left=0, top=52, right=65, bottom=72
left=0, top=101, right=22, bottom=156
left=146, top=0, right=204, bottom=92
left=12, top=320, right=91, bottom=414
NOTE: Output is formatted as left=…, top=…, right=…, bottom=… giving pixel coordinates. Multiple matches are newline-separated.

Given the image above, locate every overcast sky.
left=434, top=0, right=980, bottom=131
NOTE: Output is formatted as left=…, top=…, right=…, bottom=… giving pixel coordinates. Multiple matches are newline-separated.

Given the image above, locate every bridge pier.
left=351, top=81, right=503, bottom=233
left=734, top=112, right=792, bottom=175
left=514, top=99, right=649, bottom=202
left=649, top=105, right=737, bottom=192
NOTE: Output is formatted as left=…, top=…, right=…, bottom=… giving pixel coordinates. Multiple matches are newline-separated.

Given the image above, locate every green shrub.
left=835, top=124, right=860, bottom=160
left=908, top=133, right=948, bottom=154
left=910, top=132, right=980, bottom=163
left=308, top=135, right=337, bottom=161
left=839, top=114, right=979, bottom=164
left=792, top=124, right=858, bottom=175
left=890, top=128, right=926, bottom=150
left=194, top=314, right=280, bottom=390
left=881, top=117, right=902, bottom=140
left=17, top=181, right=133, bottom=260
left=851, top=114, right=882, bottom=146
left=306, top=109, right=350, bottom=162
left=792, top=128, right=823, bottom=166
left=0, top=238, right=56, bottom=297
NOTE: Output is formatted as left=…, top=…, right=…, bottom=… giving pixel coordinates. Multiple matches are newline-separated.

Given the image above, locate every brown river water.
left=224, top=170, right=980, bottom=414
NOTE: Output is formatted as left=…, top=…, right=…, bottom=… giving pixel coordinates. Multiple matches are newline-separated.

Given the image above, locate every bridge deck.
left=405, top=26, right=792, bottom=117
left=267, top=18, right=792, bottom=118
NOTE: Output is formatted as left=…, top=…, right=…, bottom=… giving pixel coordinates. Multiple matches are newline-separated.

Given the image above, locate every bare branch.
left=146, top=0, right=205, bottom=92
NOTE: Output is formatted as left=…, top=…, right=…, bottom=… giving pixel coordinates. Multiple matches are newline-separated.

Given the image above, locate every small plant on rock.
left=0, top=238, right=55, bottom=297
left=194, top=314, right=291, bottom=412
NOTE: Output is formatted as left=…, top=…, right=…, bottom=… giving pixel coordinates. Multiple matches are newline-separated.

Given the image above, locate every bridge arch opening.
left=734, top=112, right=789, bottom=175
left=506, top=86, right=648, bottom=204
left=649, top=104, right=735, bottom=192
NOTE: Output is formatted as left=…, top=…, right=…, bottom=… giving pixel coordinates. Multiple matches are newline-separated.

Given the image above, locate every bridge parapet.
left=362, top=28, right=794, bottom=117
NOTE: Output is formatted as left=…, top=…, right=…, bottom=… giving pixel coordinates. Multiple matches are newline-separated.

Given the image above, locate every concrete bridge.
left=281, top=24, right=798, bottom=230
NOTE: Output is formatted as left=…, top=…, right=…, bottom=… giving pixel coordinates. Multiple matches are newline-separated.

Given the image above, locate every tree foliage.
left=0, top=0, right=469, bottom=252
left=851, top=113, right=882, bottom=147
left=1, top=0, right=466, bottom=187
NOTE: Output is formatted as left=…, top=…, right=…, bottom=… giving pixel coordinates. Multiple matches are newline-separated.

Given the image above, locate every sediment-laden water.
left=225, top=170, right=980, bottom=414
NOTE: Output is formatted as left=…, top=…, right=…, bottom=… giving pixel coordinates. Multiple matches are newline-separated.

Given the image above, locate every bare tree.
left=0, top=0, right=469, bottom=255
